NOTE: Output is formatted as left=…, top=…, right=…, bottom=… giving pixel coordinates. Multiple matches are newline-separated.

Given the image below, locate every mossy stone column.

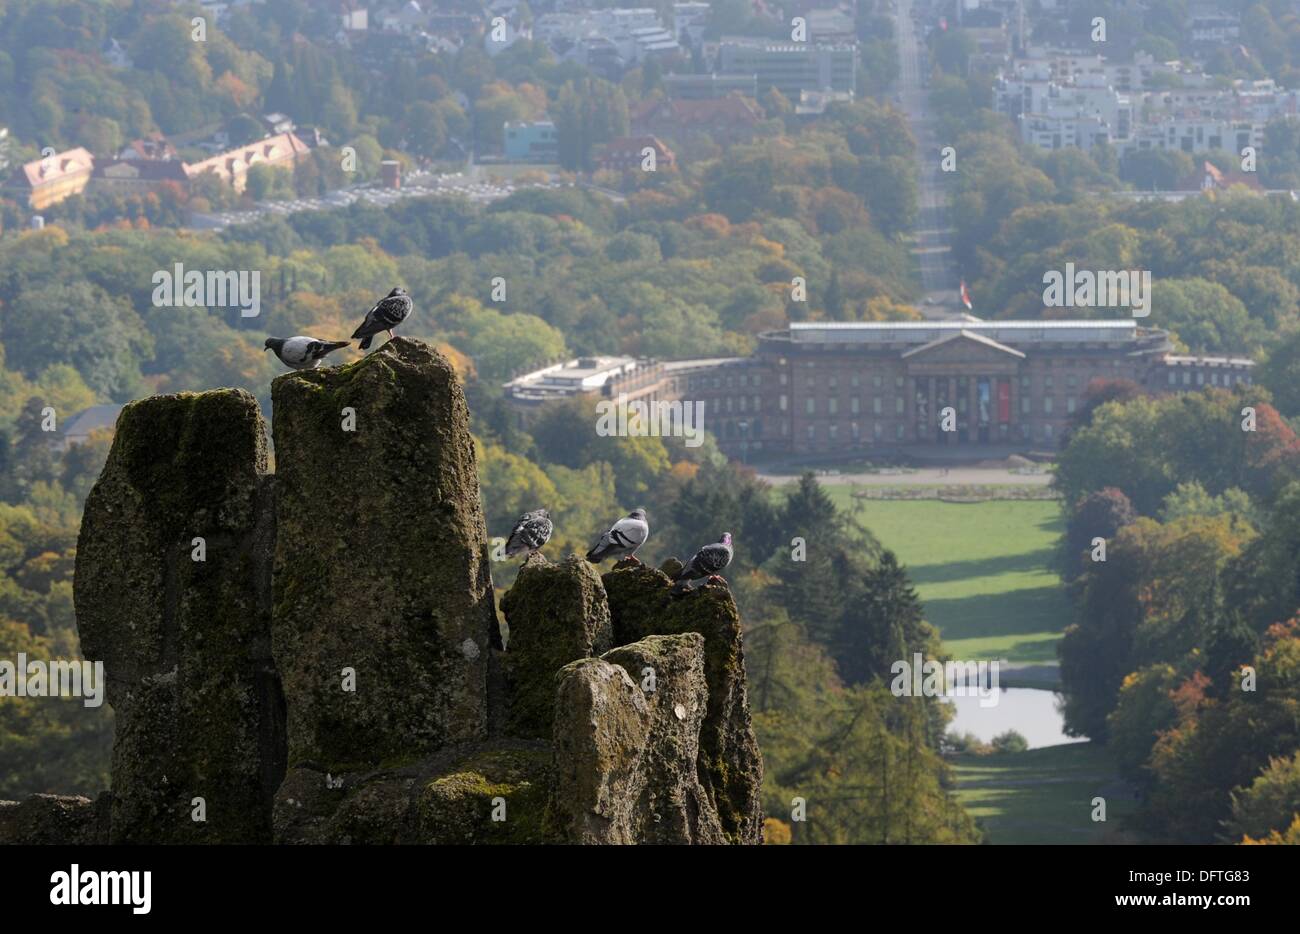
left=75, top=390, right=282, bottom=843
left=271, top=338, right=493, bottom=771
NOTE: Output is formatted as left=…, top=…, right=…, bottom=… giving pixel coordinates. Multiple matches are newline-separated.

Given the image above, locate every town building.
left=717, top=37, right=858, bottom=99
left=504, top=356, right=671, bottom=418
left=334, top=0, right=368, bottom=33
left=102, top=37, right=133, bottom=69
left=996, top=46, right=1299, bottom=156
left=91, top=158, right=189, bottom=194
left=504, top=319, right=1255, bottom=459
left=503, top=120, right=560, bottom=162
left=672, top=2, right=711, bottom=46
left=537, top=7, right=680, bottom=71
left=1178, top=160, right=1264, bottom=192
left=259, top=112, right=297, bottom=136
left=119, top=134, right=178, bottom=162
left=1188, top=9, right=1240, bottom=45
left=663, top=73, right=759, bottom=100
left=183, top=132, right=311, bottom=193
left=56, top=404, right=124, bottom=451
left=597, top=136, right=677, bottom=173
left=4, top=147, right=94, bottom=210
left=631, top=97, right=762, bottom=145
left=996, top=65, right=1132, bottom=151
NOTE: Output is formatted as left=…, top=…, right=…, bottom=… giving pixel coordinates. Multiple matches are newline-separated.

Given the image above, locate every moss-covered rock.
left=63, top=341, right=764, bottom=847
left=549, top=658, right=650, bottom=844
left=271, top=338, right=493, bottom=769
left=272, top=742, right=552, bottom=844
left=603, top=562, right=675, bottom=647
left=499, top=554, right=612, bottom=738
left=602, top=565, right=764, bottom=844
left=270, top=765, right=351, bottom=844
left=75, top=390, right=283, bottom=843
left=603, top=633, right=723, bottom=844
left=0, top=794, right=108, bottom=845
left=416, top=744, right=552, bottom=844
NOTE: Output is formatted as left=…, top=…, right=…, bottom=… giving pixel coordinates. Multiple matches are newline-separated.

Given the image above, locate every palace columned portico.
left=503, top=318, right=1256, bottom=458
left=901, top=330, right=1025, bottom=444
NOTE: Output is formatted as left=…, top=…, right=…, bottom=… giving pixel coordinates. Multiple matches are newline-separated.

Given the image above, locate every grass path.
left=824, top=493, right=1071, bottom=669
left=952, top=743, right=1140, bottom=844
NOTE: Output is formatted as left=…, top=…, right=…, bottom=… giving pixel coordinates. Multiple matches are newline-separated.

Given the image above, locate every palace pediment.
left=901, top=329, right=1026, bottom=367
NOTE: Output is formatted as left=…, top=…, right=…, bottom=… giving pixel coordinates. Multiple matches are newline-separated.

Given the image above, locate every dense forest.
left=1054, top=382, right=1300, bottom=843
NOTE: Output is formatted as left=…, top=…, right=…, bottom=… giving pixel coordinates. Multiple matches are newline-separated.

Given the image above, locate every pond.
left=943, top=686, right=1083, bottom=750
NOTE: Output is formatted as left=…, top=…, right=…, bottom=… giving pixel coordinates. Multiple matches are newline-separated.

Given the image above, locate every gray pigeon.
left=504, top=509, right=553, bottom=559
left=352, top=287, right=412, bottom=350
left=586, top=508, right=649, bottom=564
left=264, top=336, right=350, bottom=370
left=674, top=532, right=733, bottom=587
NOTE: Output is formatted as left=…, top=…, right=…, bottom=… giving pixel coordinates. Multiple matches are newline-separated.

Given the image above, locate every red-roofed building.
left=1179, top=160, right=1264, bottom=192
left=631, top=96, right=762, bottom=145
left=4, top=147, right=94, bottom=210
left=183, top=132, right=311, bottom=193
left=597, top=136, right=677, bottom=173
left=119, top=134, right=178, bottom=162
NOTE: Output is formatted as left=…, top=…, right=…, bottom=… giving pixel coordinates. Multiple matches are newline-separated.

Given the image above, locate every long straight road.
left=894, top=0, right=963, bottom=318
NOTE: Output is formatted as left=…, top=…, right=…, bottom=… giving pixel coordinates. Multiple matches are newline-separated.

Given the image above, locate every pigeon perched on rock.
left=264, top=336, right=350, bottom=370
left=674, top=533, right=733, bottom=588
left=586, top=508, right=649, bottom=564
left=352, top=287, right=412, bottom=350
left=504, top=509, right=553, bottom=559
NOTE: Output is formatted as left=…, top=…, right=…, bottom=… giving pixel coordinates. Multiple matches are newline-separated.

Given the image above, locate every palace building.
left=503, top=319, right=1254, bottom=459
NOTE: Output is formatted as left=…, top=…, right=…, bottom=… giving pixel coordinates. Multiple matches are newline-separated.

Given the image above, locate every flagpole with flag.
left=960, top=280, right=973, bottom=310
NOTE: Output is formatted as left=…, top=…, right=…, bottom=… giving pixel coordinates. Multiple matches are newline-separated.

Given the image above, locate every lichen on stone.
left=57, top=339, right=764, bottom=847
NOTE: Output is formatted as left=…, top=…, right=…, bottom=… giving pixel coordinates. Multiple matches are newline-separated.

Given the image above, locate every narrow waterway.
left=944, top=686, right=1083, bottom=749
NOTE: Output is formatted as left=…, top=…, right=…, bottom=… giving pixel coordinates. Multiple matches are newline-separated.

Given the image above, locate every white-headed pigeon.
left=265, top=336, right=350, bottom=370
left=675, top=532, right=733, bottom=586
left=586, top=508, right=649, bottom=564
left=505, top=509, right=553, bottom=559
left=352, top=287, right=412, bottom=350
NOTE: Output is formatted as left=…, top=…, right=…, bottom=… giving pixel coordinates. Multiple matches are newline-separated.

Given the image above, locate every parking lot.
left=189, top=170, right=564, bottom=229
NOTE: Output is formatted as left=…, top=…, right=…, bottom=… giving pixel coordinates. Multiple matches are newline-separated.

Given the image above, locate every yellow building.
left=183, top=132, right=310, bottom=193
left=4, top=147, right=94, bottom=210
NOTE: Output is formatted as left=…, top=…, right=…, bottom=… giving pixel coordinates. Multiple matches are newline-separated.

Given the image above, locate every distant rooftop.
left=663, top=357, right=746, bottom=371
left=504, top=355, right=643, bottom=399
left=787, top=320, right=1139, bottom=345
left=719, top=35, right=858, bottom=52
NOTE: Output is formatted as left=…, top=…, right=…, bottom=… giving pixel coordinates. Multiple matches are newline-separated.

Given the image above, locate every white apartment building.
left=673, top=2, right=711, bottom=46
left=1123, top=118, right=1261, bottom=156
left=1189, top=11, right=1240, bottom=44
left=1012, top=46, right=1210, bottom=92
left=536, top=7, right=679, bottom=66
left=997, top=66, right=1131, bottom=151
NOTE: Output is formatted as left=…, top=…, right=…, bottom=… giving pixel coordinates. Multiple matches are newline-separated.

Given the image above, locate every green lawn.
left=952, top=743, right=1139, bottom=844
left=806, top=489, right=1135, bottom=843
left=824, top=493, right=1072, bottom=668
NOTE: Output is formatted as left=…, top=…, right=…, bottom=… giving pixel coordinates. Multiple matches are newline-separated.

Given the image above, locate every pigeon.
left=504, top=509, right=553, bottom=559
left=674, top=533, right=733, bottom=587
left=264, top=336, right=350, bottom=370
left=586, top=508, right=649, bottom=564
left=352, top=287, right=412, bottom=350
